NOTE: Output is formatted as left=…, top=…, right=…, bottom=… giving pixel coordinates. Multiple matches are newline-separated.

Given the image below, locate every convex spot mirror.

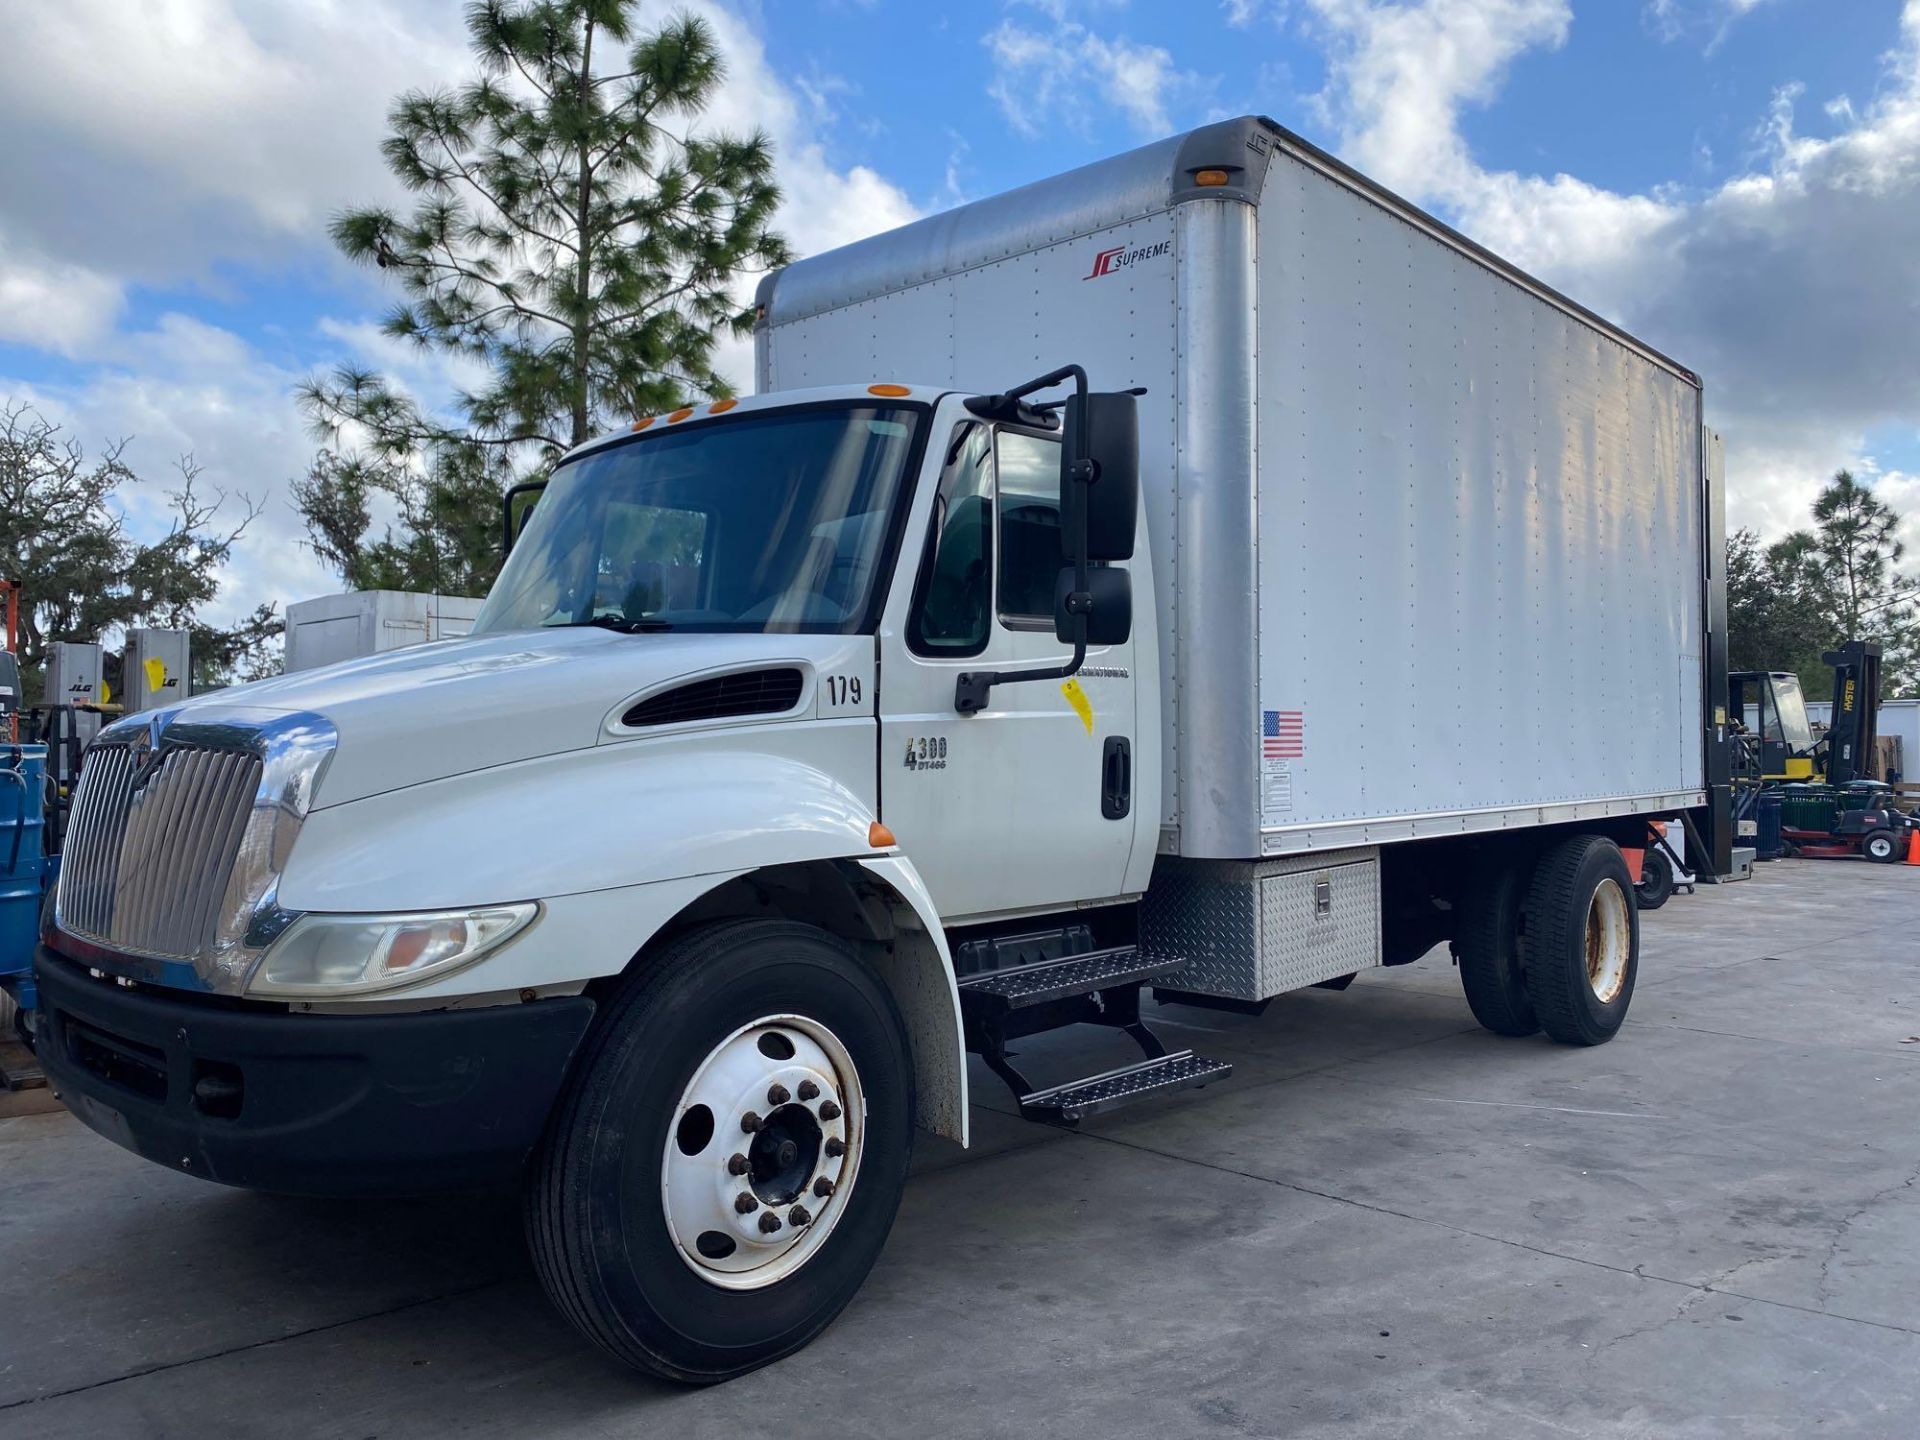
left=1055, top=566, right=1132, bottom=647
left=1060, top=391, right=1138, bottom=563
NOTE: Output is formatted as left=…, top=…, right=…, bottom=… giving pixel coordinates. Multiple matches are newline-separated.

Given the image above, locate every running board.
left=956, top=945, right=1188, bottom=1012
left=957, top=944, right=1233, bottom=1126
left=1017, top=1051, right=1233, bottom=1124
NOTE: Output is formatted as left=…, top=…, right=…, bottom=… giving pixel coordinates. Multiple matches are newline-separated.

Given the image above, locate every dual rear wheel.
left=1454, top=834, right=1639, bottom=1046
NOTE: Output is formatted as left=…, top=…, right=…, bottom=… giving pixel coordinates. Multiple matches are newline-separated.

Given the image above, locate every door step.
left=957, top=942, right=1232, bottom=1126
left=1015, top=1050, right=1233, bottom=1124
left=956, top=945, right=1188, bottom=1012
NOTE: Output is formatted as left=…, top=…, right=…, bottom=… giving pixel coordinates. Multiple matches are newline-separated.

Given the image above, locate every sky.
left=3, top=0, right=1919, bottom=629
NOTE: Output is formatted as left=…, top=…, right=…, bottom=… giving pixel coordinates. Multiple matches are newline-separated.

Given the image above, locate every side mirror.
left=501, top=479, right=548, bottom=558
left=1055, top=566, right=1131, bottom=647
left=1060, top=391, right=1138, bottom=562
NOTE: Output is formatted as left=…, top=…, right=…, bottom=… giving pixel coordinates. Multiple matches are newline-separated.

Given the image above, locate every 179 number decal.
left=823, top=675, right=862, bottom=706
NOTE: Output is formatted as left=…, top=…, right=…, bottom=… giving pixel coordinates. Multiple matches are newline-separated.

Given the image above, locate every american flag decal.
left=1263, top=709, right=1304, bottom=759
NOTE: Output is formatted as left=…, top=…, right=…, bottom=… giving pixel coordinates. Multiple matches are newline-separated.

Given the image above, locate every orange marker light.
left=710, top=398, right=738, bottom=414
left=1192, top=168, right=1231, bottom=187
left=667, top=407, right=695, bottom=423
left=867, top=821, right=897, bottom=849
left=630, top=417, right=654, bottom=432
left=867, top=384, right=911, bottom=398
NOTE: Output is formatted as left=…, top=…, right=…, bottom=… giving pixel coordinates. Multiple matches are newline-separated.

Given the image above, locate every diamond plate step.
left=955, top=946, right=1187, bottom=1012
left=1017, top=1050, right=1232, bottom=1125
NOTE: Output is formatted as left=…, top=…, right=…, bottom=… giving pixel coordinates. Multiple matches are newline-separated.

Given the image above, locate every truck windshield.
left=473, top=404, right=922, bottom=636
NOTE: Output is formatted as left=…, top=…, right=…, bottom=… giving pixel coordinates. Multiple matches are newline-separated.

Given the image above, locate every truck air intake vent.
left=623, top=668, right=806, bottom=728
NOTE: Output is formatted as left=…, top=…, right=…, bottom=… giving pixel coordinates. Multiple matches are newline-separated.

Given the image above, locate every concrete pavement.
left=2, top=859, right=1917, bottom=1438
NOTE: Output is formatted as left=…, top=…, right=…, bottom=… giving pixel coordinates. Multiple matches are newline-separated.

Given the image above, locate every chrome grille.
left=59, top=740, right=263, bottom=961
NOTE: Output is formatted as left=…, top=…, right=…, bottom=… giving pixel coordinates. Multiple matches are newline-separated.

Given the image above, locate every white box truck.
left=283, top=590, right=484, bottom=673
left=34, top=117, right=1728, bottom=1383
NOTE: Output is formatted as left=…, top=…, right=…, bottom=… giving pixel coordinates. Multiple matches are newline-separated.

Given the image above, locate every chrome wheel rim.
left=1585, top=878, right=1632, bottom=1003
left=661, top=1014, right=863, bottom=1290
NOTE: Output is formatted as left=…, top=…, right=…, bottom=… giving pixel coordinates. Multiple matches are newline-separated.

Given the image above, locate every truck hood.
left=174, top=627, right=852, bottom=807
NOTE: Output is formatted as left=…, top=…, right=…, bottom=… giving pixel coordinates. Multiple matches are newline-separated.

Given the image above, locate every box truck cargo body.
left=37, top=117, right=1727, bottom=1383
left=284, top=590, right=484, bottom=673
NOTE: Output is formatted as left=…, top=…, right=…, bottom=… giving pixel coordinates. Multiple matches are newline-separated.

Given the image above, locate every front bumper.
left=33, top=946, right=596, bottom=1196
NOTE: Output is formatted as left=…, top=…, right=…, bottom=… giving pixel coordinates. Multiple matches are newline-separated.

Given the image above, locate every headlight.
left=246, top=903, right=539, bottom=997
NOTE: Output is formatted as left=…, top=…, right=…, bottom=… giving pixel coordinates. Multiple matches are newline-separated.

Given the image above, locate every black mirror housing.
left=1061, top=391, right=1138, bottom=562
left=1055, top=565, right=1132, bottom=647
left=501, top=479, right=548, bottom=558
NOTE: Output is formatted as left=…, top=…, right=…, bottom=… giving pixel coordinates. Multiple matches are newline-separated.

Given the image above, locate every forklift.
left=1728, top=640, right=1914, bottom=862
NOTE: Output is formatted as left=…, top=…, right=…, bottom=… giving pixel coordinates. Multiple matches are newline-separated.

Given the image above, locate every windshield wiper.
left=568, top=614, right=675, bottom=633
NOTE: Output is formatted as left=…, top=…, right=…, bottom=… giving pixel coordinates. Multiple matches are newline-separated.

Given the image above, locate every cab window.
left=908, top=423, right=994, bottom=655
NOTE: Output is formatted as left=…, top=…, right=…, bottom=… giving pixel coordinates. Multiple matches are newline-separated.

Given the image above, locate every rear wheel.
left=1522, top=835, right=1639, bottom=1047
left=1634, top=847, right=1674, bottom=910
left=527, top=920, right=914, bottom=1383
left=1863, top=829, right=1901, bottom=864
left=1453, top=853, right=1539, bottom=1037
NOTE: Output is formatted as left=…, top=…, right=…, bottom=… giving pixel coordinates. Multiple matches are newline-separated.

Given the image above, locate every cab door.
left=876, top=406, right=1138, bottom=921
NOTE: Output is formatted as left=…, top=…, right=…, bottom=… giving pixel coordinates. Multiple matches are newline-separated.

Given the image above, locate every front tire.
left=1863, top=829, right=1901, bottom=864
left=1522, top=835, right=1639, bottom=1047
left=527, top=920, right=915, bottom=1383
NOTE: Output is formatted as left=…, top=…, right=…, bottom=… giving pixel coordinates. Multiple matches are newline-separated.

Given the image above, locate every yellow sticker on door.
left=1060, top=678, right=1094, bottom=735
left=143, top=657, right=168, bottom=694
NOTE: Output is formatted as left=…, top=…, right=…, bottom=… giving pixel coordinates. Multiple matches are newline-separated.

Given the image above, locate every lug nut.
left=740, top=1110, right=763, bottom=1133
left=797, top=1079, right=820, bottom=1101
left=825, top=1137, right=846, bottom=1158
left=734, top=1191, right=759, bottom=1214
left=767, top=1083, right=790, bottom=1106
left=758, top=1211, right=783, bottom=1234
left=727, top=1152, right=750, bottom=1176
left=788, top=1205, right=812, bottom=1227
left=813, top=1176, right=834, bottom=1198
left=818, top=1100, right=842, bottom=1121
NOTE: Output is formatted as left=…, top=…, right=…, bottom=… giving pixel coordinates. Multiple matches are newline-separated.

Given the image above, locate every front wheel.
left=1522, top=835, right=1639, bottom=1047
left=527, top=920, right=915, bottom=1383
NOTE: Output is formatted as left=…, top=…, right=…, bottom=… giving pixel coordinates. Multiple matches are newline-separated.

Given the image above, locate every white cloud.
left=0, top=232, right=125, bottom=357
left=0, top=0, right=923, bottom=629
left=984, top=5, right=1207, bottom=139
left=1305, top=0, right=1920, bottom=548
left=1646, top=0, right=1780, bottom=50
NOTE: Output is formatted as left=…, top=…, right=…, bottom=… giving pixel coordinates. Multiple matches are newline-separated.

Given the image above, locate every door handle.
left=1101, top=736, right=1131, bottom=820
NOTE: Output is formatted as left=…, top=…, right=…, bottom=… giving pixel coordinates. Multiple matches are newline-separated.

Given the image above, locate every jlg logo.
left=1083, top=238, right=1171, bottom=280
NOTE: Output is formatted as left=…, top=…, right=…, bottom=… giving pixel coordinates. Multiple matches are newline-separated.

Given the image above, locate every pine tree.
left=1811, top=470, right=1920, bottom=673
left=1726, top=470, right=1920, bottom=699
left=299, top=0, right=790, bottom=493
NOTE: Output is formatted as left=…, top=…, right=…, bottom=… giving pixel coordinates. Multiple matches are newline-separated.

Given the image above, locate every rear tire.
left=1522, top=835, right=1638, bottom=1047
left=1863, top=829, right=1901, bottom=864
left=527, top=920, right=915, bottom=1383
left=1453, top=853, right=1539, bottom=1037
left=1634, top=847, right=1674, bottom=910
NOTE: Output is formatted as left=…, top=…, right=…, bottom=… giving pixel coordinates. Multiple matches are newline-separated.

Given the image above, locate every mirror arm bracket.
left=955, top=642, right=1087, bottom=716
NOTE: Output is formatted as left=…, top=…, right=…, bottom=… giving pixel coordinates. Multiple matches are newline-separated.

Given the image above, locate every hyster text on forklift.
left=33, top=118, right=1731, bottom=1383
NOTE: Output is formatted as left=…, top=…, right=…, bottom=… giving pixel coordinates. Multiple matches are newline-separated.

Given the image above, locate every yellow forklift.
left=1729, top=641, right=1914, bottom=861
